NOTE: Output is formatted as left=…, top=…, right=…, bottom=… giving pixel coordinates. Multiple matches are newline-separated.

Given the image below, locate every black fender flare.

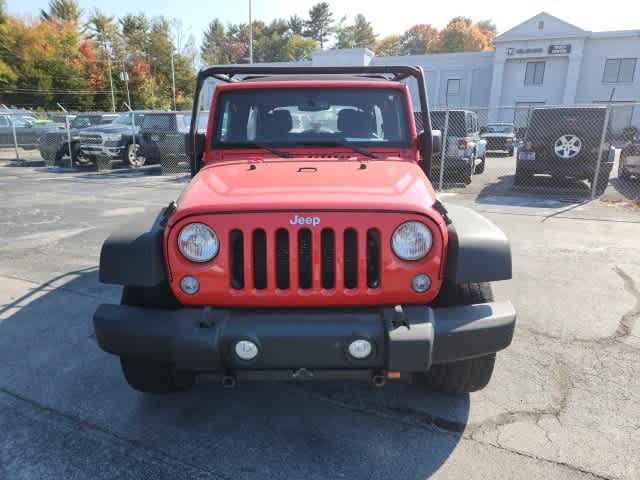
left=99, top=206, right=173, bottom=287
left=444, top=204, right=512, bottom=283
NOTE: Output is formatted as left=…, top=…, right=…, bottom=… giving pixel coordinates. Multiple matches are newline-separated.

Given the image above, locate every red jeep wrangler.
left=93, top=66, right=515, bottom=395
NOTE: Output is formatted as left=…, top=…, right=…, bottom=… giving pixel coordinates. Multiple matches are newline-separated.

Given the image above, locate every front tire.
left=618, top=161, right=630, bottom=180
left=119, top=285, right=193, bottom=394
left=592, top=167, right=611, bottom=196
left=414, top=281, right=497, bottom=394
left=127, top=143, right=146, bottom=168
left=96, top=156, right=112, bottom=171
left=458, top=158, right=473, bottom=185
left=514, top=165, right=532, bottom=186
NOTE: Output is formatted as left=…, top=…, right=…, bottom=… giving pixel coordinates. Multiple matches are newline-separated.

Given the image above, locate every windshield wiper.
left=298, top=141, right=380, bottom=159
left=242, top=142, right=290, bottom=158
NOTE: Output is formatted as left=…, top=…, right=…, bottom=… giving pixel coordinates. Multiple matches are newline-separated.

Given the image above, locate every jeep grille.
left=229, top=227, right=381, bottom=291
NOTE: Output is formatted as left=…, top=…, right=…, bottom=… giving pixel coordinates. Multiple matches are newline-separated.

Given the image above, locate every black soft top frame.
left=188, top=65, right=434, bottom=176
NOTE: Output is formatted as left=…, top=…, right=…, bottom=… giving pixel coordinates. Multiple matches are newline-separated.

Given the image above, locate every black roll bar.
left=188, top=65, right=433, bottom=177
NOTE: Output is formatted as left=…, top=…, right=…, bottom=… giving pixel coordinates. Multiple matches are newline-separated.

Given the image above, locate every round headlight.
left=178, top=223, right=219, bottom=262
left=392, top=221, right=432, bottom=261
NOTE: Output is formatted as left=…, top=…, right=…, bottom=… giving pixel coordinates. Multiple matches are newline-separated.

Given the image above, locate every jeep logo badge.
left=289, top=215, right=320, bottom=226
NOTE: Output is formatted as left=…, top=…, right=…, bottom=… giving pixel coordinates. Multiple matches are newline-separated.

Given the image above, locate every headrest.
left=337, top=109, right=370, bottom=137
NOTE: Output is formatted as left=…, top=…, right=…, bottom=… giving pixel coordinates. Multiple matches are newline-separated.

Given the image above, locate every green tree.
left=304, top=2, right=334, bottom=49
left=336, top=14, right=376, bottom=49
left=200, top=19, right=230, bottom=65
left=119, top=14, right=150, bottom=54
left=375, top=34, right=404, bottom=57
left=40, top=0, right=82, bottom=23
left=432, top=17, right=492, bottom=53
left=400, top=24, right=439, bottom=55
left=0, top=0, right=17, bottom=89
left=84, top=9, right=120, bottom=50
left=171, top=52, right=195, bottom=108
left=288, top=15, right=304, bottom=35
left=477, top=19, right=496, bottom=35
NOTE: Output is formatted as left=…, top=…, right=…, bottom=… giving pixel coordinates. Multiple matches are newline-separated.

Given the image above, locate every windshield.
left=113, top=113, right=144, bottom=126
left=213, top=88, right=409, bottom=148
left=13, top=115, right=37, bottom=127
left=485, top=124, right=515, bottom=133
left=71, top=116, right=96, bottom=129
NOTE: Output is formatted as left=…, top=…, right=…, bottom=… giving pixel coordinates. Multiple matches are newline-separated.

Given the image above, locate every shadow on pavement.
left=0, top=270, right=468, bottom=479
left=607, top=177, right=640, bottom=202
left=474, top=173, right=592, bottom=209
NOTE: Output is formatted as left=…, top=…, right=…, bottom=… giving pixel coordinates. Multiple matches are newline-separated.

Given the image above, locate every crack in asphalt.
left=0, top=386, right=231, bottom=480
left=612, top=267, right=640, bottom=339
left=466, top=360, right=571, bottom=438
left=481, top=441, right=616, bottom=480
left=302, top=383, right=615, bottom=480
left=517, top=266, right=640, bottom=350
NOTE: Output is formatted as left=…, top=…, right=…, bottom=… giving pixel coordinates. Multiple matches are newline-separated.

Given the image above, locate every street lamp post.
left=171, top=52, right=177, bottom=111
left=249, top=0, right=253, bottom=64
left=121, top=60, right=132, bottom=109
left=105, top=44, right=116, bottom=112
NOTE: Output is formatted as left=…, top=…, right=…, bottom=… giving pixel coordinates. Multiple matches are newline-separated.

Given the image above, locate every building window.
left=446, top=78, right=461, bottom=96
left=537, top=20, right=544, bottom=30
left=524, top=61, right=545, bottom=85
left=603, top=58, right=637, bottom=83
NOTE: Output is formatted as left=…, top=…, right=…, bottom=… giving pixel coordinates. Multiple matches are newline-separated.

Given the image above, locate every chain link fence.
left=2, top=104, right=640, bottom=203
left=0, top=108, right=193, bottom=175
left=418, top=103, right=640, bottom=201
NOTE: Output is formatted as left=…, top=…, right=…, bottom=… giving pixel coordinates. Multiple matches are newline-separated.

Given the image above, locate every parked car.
left=0, top=111, right=63, bottom=150
left=430, top=109, right=487, bottom=184
left=480, top=123, right=516, bottom=155
left=78, top=111, right=146, bottom=169
left=516, top=106, right=612, bottom=194
left=619, top=140, right=640, bottom=180
left=38, top=113, right=118, bottom=164
left=47, top=113, right=76, bottom=124
left=93, top=65, right=515, bottom=397
left=138, top=111, right=196, bottom=171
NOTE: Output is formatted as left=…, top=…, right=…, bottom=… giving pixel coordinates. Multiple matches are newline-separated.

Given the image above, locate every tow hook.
left=291, top=368, right=314, bottom=379
left=222, top=375, right=237, bottom=388
left=372, top=373, right=386, bottom=387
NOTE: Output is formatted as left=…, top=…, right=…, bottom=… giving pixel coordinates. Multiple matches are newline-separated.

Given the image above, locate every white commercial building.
left=210, top=12, right=639, bottom=131
left=376, top=12, right=640, bottom=130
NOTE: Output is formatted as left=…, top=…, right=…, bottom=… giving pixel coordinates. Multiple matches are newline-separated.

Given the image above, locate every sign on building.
left=548, top=44, right=572, bottom=55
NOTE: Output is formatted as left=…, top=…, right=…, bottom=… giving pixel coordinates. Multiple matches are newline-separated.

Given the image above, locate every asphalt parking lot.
left=1, top=162, right=639, bottom=480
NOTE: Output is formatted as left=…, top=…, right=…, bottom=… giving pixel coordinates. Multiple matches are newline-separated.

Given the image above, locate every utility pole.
left=170, top=52, right=177, bottom=111
left=105, top=43, right=116, bottom=112
left=249, top=0, right=253, bottom=64
left=121, top=59, right=132, bottom=109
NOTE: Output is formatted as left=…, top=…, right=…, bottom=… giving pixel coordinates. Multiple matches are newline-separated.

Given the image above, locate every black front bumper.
left=93, top=302, right=516, bottom=376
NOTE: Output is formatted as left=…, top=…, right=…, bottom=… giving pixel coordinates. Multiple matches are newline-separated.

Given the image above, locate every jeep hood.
left=172, top=160, right=438, bottom=222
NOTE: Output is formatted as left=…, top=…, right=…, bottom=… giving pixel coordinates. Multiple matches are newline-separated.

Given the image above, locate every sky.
left=8, top=0, right=640, bottom=47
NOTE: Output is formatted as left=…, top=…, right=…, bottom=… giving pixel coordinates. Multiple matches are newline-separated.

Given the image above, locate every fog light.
left=180, top=275, right=200, bottom=295
left=412, top=274, right=431, bottom=293
left=348, top=339, right=372, bottom=359
left=235, top=340, right=259, bottom=361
